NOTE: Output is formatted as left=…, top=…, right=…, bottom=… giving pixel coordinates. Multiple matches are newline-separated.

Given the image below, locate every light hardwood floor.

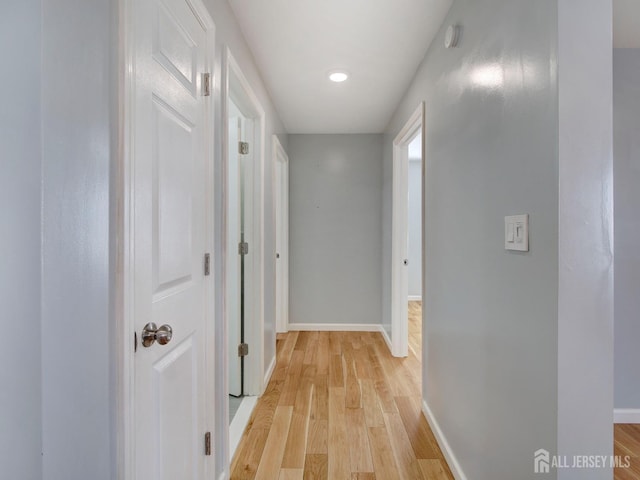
left=230, top=301, right=453, bottom=479
left=231, top=303, right=640, bottom=479
left=615, top=424, right=640, bottom=479
left=408, top=301, right=422, bottom=360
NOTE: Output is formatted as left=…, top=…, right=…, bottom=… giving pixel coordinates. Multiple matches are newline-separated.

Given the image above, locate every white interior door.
left=227, top=106, right=255, bottom=397
left=274, top=139, right=289, bottom=333
left=224, top=53, right=266, bottom=399
left=132, top=0, right=213, bottom=478
left=227, top=108, right=242, bottom=398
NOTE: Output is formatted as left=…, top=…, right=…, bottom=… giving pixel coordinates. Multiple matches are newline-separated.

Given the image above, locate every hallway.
left=0, top=0, right=629, bottom=478
left=230, top=327, right=451, bottom=479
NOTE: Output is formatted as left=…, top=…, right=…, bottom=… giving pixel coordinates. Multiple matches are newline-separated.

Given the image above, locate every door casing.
left=273, top=135, right=289, bottom=334
left=218, top=46, right=267, bottom=468
left=389, top=102, right=425, bottom=358
left=222, top=47, right=266, bottom=396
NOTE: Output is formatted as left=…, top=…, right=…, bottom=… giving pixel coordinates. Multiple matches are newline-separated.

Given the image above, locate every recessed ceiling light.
left=329, top=71, right=349, bottom=83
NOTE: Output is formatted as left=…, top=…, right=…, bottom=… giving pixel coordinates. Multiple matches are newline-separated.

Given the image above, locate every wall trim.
left=380, top=326, right=393, bottom=353
left=614, top=409, right=640, bottom=424
left=229, top=396, right=258, bottom=461
left=264, top=355, right=276, bottom=389
left=422, top=400, right=467, bottom=480
left=408, top=295, right=422, bottom=302
left=288, top=323, right=383, bottom=332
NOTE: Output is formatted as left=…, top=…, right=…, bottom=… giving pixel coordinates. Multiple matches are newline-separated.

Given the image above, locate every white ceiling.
left=614, top=0, right=640, bottom=48
left=228, top=0, right=453, bottom=134
left=229, top=0, right=638, bottom=133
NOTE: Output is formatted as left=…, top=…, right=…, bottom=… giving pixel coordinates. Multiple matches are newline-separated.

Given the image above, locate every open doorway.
left=226, top=97, right=253, bottom=417
left=389, top=103, right=425, bottom=359
left=407, top=132, right=423, bottom=359
left=223, top=49, right=266, bottom=458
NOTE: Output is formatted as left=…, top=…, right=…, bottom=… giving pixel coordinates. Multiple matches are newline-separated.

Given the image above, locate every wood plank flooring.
left=231, top=301, right=640, bottom=478
left=615, top=424, right=640, bottom=479
left=408, top=301, right=422, bottom=359
left=231, top=301, right=453, bottom=479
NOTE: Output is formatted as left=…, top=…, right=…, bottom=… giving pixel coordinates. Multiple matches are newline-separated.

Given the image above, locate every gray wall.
left=0, top=2, right=43, bottom=479
left=557, top=1, right=613, bottom=475
left=383, top=0, right=613, bottom=477
left=385, top=0, right=557, bottom=477
left=41, top=0, right=114, bottom=478
left=289, top=135, right=383, bottom=326
left=614, top=48, right=640, bottom=409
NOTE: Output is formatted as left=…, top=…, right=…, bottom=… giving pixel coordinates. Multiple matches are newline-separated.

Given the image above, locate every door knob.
left=141, top=322, right=173, bottom=347
left=403, top=259, right=408, bottom=266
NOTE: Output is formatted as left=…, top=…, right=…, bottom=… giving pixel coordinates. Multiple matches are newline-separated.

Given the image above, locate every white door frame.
left=390, top=102, right=425, bottom=358
left=273, top=135, right=289, bottom=333
left=116, top=0, right=216, bottom=478
left=221, top=47, right=266, bottom=396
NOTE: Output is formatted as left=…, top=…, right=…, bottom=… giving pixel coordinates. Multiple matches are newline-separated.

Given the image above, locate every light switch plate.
left=505, top=214, right=529, bottom=251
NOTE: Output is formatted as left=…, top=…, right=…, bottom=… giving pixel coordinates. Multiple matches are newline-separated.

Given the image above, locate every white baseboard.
left=422, top=400, right=467, bottom=480
left=287, top=323, right=383, bottom=332
left=229, top=396, right=258, bottom=461
left=614, top=408, right=640, bottom=424
left=408, top=295, right=422, bottom=301
left=264, top=355, right=276, bottom=391
left=380, top=326, right=393, bottom=353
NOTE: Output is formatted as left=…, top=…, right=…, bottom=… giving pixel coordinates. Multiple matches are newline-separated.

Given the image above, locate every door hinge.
left=238, top=242, right=249, bottom=255
left=238, top=343, right=249, bottom=357
left=202, top=73, right=211, bottom=97
left=204, top=432, right=211, bottom=456
left=134, top=331, right=138, bottom=353
left=204, top=253, right=211, bottom=276
left=238, top=141, right=249, bottom=155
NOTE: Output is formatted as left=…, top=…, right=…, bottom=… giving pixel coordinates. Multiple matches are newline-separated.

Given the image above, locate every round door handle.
left=141, top=322, right=173, bottom=347
left=156, top=324, right=173, bottom=345
left=403, top=259, right=408, bottom=266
